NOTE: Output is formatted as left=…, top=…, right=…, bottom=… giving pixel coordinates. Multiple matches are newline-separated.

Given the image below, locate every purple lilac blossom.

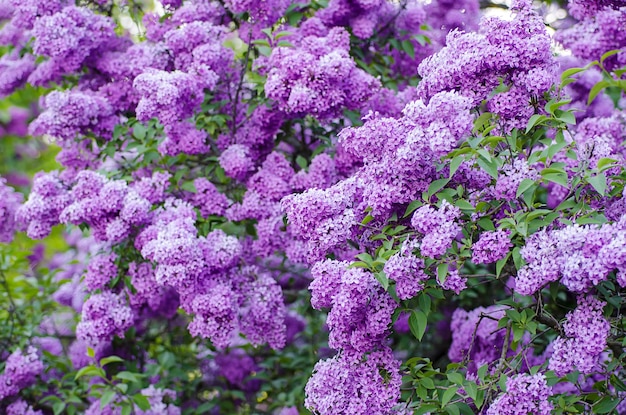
left=486, top=373, right=553, bottom=415
left=0, top=347, right=44, bottom=399
left=548, top=295, right=610, bottom=376
left=265, top=27, right=380, bottom=118
left=0, top=178, right=23, bottom=242
left=305, top=347, right=401, bottom=415
left=472, top=230, right=512, bottom=264
left=76, top=291, right=134, bottom=344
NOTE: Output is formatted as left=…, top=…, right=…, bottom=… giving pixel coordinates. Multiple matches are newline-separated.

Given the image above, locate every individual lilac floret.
left=76, top=292, right=133, bottom=344
left=16, top=171, right=70, bottom=239
left=472, top=230, right=512, bottom=264
left=305, top=347, right=401, bottom=415
left=0, top=347, right=44, bottom=400
left=0, top=178, right=23, bottom=243
left=411, top=200, right=462, bottom=258
left=548, top=295, right=610, bottom=376
left=219, top=144, right=255, bottom=181
left=486, top=373, right=553, bottom=415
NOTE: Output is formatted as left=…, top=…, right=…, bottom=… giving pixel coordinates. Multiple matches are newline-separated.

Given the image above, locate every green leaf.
left=449, top=155, right=464, bottom=179
left=132, top=124, right=147, bottom=140
left=473, top=112, right=492, bottom=133
left=296, top=155, right=308, bottom=169
left=554, top=109, right=576, bottom=125
left=401, top=39, right=415, bottom=59
left=374, top=271, right=389, bottom=291
left=447, top=372, right=464, bottom=385
left=588, top=173, right=607, bottom=196
left=409, top=310, right=428, bottom=341
left=525, top=114, right=547, bottom=133
left=100, top=390, right=117, bottom=409
left=361, top=214, right=374, bottom=225
left=426, top=178, right=450, bottom=201
left=597, top=157, right=617, bottom=171
left=404, top=199, right=423, bottom=218
left=100, top=356, right=124, bottom=367
left=454, top=199, right=475, bottom=212
left=87, top=347, right=95, bottom=358
left=600, top=49, right=621, bottom=67
left=75, top=365, right=105, bottom=381
left=593, top=396, right=620, bottom=414
left=121, top=404, right=132, bottom=415
left=437, top=263, right=449, bottom=284
left=181, top=181, right=197, bottom=193
left=477, top=217, right=495, bottom=231
left=560, top=67, right=586, bottom=86
left=543, top=173, right=569, bottom=188
left=588, top=81, right=611, bottom=105
left=516, top=178, right=536, bottom=198
left=441, top=386, right=459, bottom=408
left=53, top=401, right=66, bottom=415
left=133, top=394, right=151, bottom=411
left=476, top=156, right=498, bottom=179
left=115, top=371, right=141, bottom=383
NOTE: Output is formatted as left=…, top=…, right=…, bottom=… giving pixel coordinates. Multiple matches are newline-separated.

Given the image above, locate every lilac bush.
left=1, top=0, right=626, bottom=414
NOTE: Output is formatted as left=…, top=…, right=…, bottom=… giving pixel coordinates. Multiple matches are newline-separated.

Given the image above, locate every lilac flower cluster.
left=134, top=69, right=207, bottom=156
left=383, top=250, right=428, bottom=300
left=16, top=171, right=70, bottom=239
left=6, top=399, right=43, bottom=415
left=29, top=90, right=118, bottom=144
left=549, top=295, right=610, bottom=376
left=59, top=171, right=152, bottom=243
left=472, top=230, right=512, bottom=264
left=265, top=27, right=380, bottom=118
left=0, top=347, right=44, bottom=400
left=557, top=4, right=626, bottom=70
left=305, top=347, right=401, bottom=415
left=31, top=6, right=118, bottom=84
left=0, top=178, right=23, bottom=243
left=75, top=291, right=133, bottom=344
left=412, top=201, right=463, bottom=258
left=516, top=218, right=626, bottom=295
left=138, top=200, right=287, bottom=349
left=417, top=0, right=557, bottom=130
left=487, top=373, right=553, bottom=415
left=310, top=261, right=396, bottom=352
left=84, top=251, right=118, bottom=290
